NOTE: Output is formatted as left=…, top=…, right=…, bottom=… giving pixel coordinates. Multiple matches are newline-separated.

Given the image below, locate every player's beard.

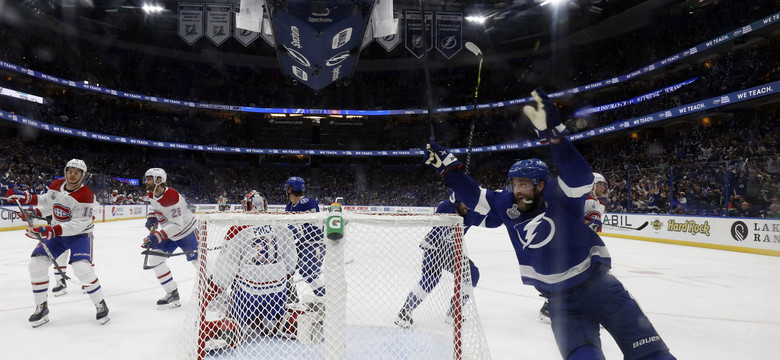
left=145, top=182, right=155, bottom=192
left=515, top=188, right=543, bottom=212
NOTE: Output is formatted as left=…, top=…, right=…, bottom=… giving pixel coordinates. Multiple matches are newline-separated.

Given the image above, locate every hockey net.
left=177, top=212, right=491, bottom=360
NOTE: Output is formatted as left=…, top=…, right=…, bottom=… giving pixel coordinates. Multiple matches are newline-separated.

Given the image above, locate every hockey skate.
left=29, top=302, right=49, bottom=328
left=157, top=289, right=181, bottom=310
left=51, top=278, right=67, bottom=297
left=394, top=308, right=413, bottom=329
left=96, top=299, right=110, bottom=325
left=537, top=301, right=551, bottom=324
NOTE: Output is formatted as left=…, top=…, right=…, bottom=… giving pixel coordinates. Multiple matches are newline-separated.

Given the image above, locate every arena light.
left=142, top=3, right=165, bottom=14
left=465, top=15, right=486, bottom=24
left=540, top=0, right=566, bottom=6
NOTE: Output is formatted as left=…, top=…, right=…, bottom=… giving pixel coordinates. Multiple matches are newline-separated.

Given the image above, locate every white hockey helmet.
left=592, top=173, right=607, bottom=187
left=145, top=168, right=167, bottom=184
left=64, top=158, right=87, bottom=175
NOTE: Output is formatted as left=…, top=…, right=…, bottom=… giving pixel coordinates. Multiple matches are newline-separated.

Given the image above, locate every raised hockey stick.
left=463, top=41, right=484, bottom=175
left=606, top=221, right=648, bottom=231
left=10, top=199, right=72, bottom=282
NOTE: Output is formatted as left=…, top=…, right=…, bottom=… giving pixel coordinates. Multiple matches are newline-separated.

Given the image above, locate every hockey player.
left=141, top=167, right=198, bottom=309
left=110, top=190, right=120, bottom=204
left=202, top=193, right=305, bottom=349
left=284, top=177, right=326, bottom=299
left=242, top=190, right=268, bottom=212
left=424, top=89, right=676, bottom=360
left=395, top=191, right=500, bottom=329
left=5, top=159, right=109, bottom=327
left=539, top=172, right=607, bottom=323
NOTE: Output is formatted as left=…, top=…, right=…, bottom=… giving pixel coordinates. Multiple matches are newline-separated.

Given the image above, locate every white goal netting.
left=177, top=212, right=491, bottom=360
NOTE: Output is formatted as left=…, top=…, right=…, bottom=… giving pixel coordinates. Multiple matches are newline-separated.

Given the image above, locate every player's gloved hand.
left=27, top=225, right=56, bottom=240
left=5, top=189, right=33, bottom=204
left=522, top=88, right=568, bottom=144
left=16, top=208, right=41, bottom=222
left=145, top=216, right=158, bottom=231
left=425, top=142, right=462, bottom=176
left=587, top=216, right=603, bottom=232
left=142, top=230, right=166, bottom=249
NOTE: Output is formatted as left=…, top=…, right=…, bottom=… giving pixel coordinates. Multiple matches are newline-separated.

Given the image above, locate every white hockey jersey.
left=32, top=178, right=98, bottom=236
left=147, top=187, right=196, bottom=241
left=584, top=193, right=606, bottom=232
left=212, top=224, right=298, bottom=296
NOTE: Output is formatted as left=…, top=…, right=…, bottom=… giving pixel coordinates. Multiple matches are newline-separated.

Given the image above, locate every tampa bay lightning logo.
left=515, top=212, right=555, bottom=249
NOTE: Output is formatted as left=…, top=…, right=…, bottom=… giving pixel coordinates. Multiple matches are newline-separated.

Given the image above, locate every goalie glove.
left=5, top=189, right=34, bottom=204
left=522, top=89, right=568, bottom=144
left=425, top=142, right=462, bottom=177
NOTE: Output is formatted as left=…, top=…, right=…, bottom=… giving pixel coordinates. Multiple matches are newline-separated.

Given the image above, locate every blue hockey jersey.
left=285, top=196, right=323, bottom=243
left=443, top=138, right=611, bottom=293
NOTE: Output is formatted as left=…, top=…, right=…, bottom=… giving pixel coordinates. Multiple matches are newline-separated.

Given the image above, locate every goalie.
left=202, top=192, right=321, bottom=350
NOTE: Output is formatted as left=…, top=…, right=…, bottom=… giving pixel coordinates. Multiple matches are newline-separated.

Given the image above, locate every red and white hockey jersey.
left=29, top=179, right=98, bottom=236
left=147, top=187, right=196, bottom=241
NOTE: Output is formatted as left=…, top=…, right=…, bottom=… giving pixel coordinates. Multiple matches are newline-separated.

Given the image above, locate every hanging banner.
left=435, top=12, right=462, bottom=59
left=260, top=8, right=275, bottom=46
left=361, top=21, right=374, bottom=50
left=206, top=4, right=232, bottom=46
left=178, top=3, right=205, bottom=45
left=404, top=10, right=433, bottom=59
left=377, top=10, right=402, bottom=52
left=233, top=4, right=260, bottom=46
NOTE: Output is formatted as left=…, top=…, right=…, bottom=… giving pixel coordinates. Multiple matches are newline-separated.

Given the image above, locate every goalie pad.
left=202, top=318, right=241, bottom=351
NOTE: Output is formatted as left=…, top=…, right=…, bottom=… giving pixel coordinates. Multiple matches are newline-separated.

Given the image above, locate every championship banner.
left=260, top=9, right=275, bottom=46
left=178, top=3, right=205, bottom=45
left=206, top=4, right=232, bottom=46
left=233, top=4, right=260, bottom=46
left=435, top=12, right=462, bottom=59
left=377, top=10, right=402, bottom=52
left=404, top=11, right=433, bottom=59
left=361, top=22, right=373, bottom=50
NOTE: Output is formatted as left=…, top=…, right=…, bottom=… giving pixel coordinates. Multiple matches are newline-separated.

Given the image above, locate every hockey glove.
left=522, top=89, right=568, bottom=144
left=5, top=189, right=33, bottom=204
left=27, top=225, right=56, bottom=240
left=587, top=215, right=603, bottom=233
left=16, top=207, right=42, bottom=222
left=145, top=216, right=158, bottom=231
left=142, top=230, right=167, bottom=248
left=425, top=142, right=462, bottom=176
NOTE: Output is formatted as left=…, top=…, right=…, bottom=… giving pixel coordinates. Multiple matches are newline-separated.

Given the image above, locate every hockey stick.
left=11, top=199, right=72, bottom=282
left=606, top=221, right=648, bottom=231
left=463, top=41, right=484, bottom=175
left=141, top=249, right=198, bottom=258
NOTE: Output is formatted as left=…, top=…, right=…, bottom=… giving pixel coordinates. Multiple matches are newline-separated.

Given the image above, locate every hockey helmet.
left=592, top=173, right=607, bottom=187
left=243, top=190, right=267, bottom=212
left=145, top=168, right=167, bottom=184
left=508, top=158, right=549, bottom=185
left=285, top=176, right=306, bottom=192
left=64, top=158, right=87, bottom=175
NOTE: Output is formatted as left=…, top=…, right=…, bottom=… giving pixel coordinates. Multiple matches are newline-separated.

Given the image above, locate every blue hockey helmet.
left=508, top=159, right=549, bottom=185
left=285, top=176, right=306, bottom=192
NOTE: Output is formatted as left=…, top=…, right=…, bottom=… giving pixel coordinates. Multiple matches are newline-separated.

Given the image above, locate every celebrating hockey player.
left=284, top=177, right=326, bottom=299
left=539, top=171, right=608, bottom=323
left=5, top=159, right=109, bottom=327
left=424, top=89, right=676, bottom=360
left=141, top=167, right=198, bottom=309
left=395, top=191, right=500, bottom=329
